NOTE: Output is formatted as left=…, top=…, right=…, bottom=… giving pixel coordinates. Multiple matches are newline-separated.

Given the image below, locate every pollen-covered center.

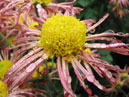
left=39, top=14, right=86, bottom=57
left=31, top=0, right=52, bottom=4
left=0, top=81, right=8, bottom=97
left=0, top=60, right=13, bottom=80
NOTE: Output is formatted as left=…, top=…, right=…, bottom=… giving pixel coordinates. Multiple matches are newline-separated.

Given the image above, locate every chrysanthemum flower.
left=5, top=11, right=129, bottom=97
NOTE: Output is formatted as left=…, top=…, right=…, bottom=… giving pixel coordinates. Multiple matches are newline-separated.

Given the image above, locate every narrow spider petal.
left=87, top=13, right=109, bottom=32
left=83, top=19, right=96, bottom=29
left=7, top=42, right=35, bottom=50
left=86, top=32, right=129, bottom=39
left=85, top=43, right=127, bottom=48
left=8, top=54, right=47, bottom=91
left=73, top=58, right=95, bottom=83
left=59, top=0, right=76, bottom=5
left=57, top=57, right=76, bottom=97
left=13, top=37, right=39, bottom=43
left=6, top=47, right=42, bottom=76
left=72, top=59, right=92, bottom=95
left=11, top=43, right=37, bottom=56
left=85, top=43, right=129, bottom=55
left=74, top=58, right=105, bottom=90
left=87, top=37, right=119, bottom=42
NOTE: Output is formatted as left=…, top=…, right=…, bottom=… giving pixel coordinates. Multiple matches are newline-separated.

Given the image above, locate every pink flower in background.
left=106, top=67, right=129, bottom=96
left=110, top=0, right=129, bottom=18
left=110, top=0, right=129, bottom=8
left=112, top=7, right=129, bottom=18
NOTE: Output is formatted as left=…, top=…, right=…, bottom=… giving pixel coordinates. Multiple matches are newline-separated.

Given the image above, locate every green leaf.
left=84, top=9, right=97, bottom=19
left=77, top=0, right=95, bottom=7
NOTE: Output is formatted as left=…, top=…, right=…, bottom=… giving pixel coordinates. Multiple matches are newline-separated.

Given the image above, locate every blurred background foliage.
left=33, top=0, right=129, bottom=97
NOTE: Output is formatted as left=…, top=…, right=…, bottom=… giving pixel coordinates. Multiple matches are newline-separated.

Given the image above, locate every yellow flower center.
left=0, top=81, right=8, bottom=97
left=39, top=14, right=86, bottom=57
left=31, top=0, right=52, bottom=4
left=0, top=60, right=13, bottom=80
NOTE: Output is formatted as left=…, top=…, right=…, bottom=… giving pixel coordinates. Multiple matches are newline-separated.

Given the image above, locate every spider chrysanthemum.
left=6, top=10, right=129, bottom=97
left=39, top=14, right=86, bottom=57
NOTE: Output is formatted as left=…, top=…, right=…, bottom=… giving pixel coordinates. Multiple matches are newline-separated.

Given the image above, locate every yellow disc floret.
left=31, top=0, right=52, bottom=4
left=0, top=60, right=13, bottom=80
left=0, top=80, right=8, bottom=97
left=39, top=14, right=86, bottom=57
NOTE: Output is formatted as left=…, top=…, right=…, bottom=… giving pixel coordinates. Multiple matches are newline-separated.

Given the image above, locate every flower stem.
left=51, top=57, right=54, bottom=71
left=0, top=32, right=11, bottom=46
left=74, top=78, right=78, bottom=92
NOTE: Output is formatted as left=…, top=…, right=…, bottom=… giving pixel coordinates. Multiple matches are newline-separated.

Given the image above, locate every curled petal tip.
left=106, top=13, right=109, bottom=16
left=103, top=86, right=106, bottom=91
left=103, top=13, right=110, bottom=19
left=86, top=88, right=92, bottom=95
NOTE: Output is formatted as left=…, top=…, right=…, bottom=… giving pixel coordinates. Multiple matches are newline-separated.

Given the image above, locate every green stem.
left=45, top=60, right=58, bottom=95
left=56, top=89, right=64, bottom=97
left=47, top=75, right=58, bottom=95
left=0, top=32, right=11, bottom=46
left=45, top=84, right=53, bottom=97
left=51, top=57, right=54, bottom=71
left=74, top=78, right=78, bottom=92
